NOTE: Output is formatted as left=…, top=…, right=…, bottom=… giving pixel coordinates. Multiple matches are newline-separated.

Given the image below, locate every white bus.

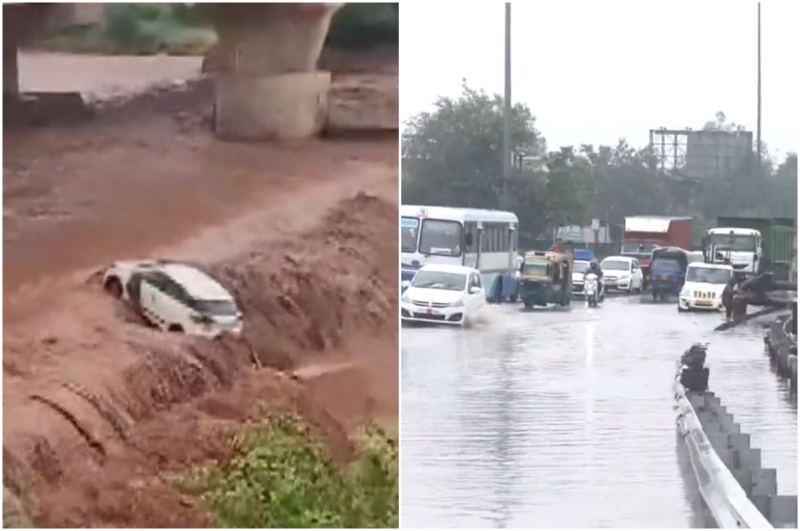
left=401, top=205, right=520, bottom=302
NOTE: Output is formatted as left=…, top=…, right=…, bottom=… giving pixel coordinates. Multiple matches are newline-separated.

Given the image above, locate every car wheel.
left=677, top=305, right=685, bottom=312
left=104, top=277, right=123, bottom=298
left=523, top=300, right=533, bottom=310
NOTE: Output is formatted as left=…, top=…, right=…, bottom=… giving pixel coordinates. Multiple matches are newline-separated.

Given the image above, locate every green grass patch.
left=176, top=414, right=398, bottom=528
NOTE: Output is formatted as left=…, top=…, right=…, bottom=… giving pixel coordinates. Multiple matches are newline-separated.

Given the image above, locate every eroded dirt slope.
left=4, top=66, right=397, bottom=527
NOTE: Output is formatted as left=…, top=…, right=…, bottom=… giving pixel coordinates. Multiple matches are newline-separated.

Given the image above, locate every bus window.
left=420, top=219, right=462, bottom=257
left=401, top=217, right=420, bottom=253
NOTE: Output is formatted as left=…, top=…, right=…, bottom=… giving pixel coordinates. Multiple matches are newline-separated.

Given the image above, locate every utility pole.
left=756, top=1, right=762, bottom=173
left=502, top=2, right=511, bottom=209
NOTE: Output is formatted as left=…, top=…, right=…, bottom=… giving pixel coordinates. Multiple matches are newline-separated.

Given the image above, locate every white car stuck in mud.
left=400, top=264, right=485, bottom=326
left=103, top=260, right=242, bottom=337
left=678, top=262, right=733, bottom=312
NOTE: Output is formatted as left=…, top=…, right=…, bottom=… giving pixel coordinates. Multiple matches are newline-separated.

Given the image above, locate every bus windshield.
left=402, top=217, right=420, bottom=253
left=686, top=266, right=731, bottom=284
left=708, top=233, right=756, bottom=252
left=419, top=219, right=462, bottom=257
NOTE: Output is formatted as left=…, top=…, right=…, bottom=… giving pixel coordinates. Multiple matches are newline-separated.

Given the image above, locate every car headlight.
left=449, top=297, right=464, bottom=307
left=620, top=273, right=631, bottom=279
left=401, top=292, right=411, bottom=303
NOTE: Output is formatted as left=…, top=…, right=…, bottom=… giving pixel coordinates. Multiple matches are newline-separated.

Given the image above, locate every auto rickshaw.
left=518, top=251, right=572, bottom=309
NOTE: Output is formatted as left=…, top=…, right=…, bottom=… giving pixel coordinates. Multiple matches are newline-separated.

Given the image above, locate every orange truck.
left=621, top=216, right=693, bottom=288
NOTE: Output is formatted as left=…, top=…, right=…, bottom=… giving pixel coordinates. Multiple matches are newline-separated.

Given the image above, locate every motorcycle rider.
left=584, top=260, right=604, bottom=299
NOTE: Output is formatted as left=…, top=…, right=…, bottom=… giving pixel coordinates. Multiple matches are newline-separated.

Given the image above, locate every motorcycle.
left=585, top=273, right=601, bottom=308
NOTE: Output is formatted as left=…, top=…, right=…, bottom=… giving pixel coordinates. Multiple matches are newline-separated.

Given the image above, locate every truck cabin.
left=705, top=229, right=759, bottom=256
left=621, top=240, right=662, bottom=265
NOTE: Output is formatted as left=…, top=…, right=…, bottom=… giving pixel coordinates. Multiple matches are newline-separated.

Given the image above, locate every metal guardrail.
left=674, top=373, right=773, bottom=529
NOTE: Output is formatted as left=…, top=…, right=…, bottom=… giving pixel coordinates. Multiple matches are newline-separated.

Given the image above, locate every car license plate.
left=696, top=300, right=712, bottom=307
left=426, top=308, right=440, bottom=315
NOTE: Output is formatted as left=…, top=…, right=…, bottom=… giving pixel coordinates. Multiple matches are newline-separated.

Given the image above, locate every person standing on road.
left=722, top=277, right=736, bottom=321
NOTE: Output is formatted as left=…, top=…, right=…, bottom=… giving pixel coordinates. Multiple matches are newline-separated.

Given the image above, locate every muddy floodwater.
left=401, top=296, right=797, bottom=527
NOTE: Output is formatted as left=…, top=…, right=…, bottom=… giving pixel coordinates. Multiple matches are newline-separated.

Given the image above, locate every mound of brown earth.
left=4, top=193, right=396, bottom=527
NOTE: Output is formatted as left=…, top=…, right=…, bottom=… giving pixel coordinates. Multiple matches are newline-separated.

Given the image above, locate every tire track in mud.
left=3, top=192, right=397, bottom=527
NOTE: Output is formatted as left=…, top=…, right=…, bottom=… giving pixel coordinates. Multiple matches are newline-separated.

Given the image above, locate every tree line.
left=402, top=83, right=797, bottom=249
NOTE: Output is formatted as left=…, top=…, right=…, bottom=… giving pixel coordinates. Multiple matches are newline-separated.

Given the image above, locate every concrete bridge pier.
left=208, top=3, right=343, bottom=141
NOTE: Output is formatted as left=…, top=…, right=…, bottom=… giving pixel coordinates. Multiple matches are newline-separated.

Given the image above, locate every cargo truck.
left=704, top=217, right=795, bottom=280
left=622, top=216, right=693, bottom=288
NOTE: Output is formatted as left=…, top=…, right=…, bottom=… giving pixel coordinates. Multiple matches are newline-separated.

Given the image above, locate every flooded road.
left=401, top=296, right=797, bottom=527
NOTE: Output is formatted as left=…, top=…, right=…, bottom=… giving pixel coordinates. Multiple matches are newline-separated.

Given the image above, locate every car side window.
left=164, top=277, right=190, bottom=304
left=142, top=271, right=168, bottom=292
left=143, top=272, right=187, bottom=303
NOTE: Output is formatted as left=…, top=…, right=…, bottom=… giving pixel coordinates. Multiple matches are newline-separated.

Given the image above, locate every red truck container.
left=621, top=216, right=693, bottom=284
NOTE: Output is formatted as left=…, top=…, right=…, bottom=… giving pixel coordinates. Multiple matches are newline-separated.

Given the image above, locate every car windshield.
left=686, top=267, right=731, bottom=284
left=419, top=219, right=462, bottom=257
left=621, top=242, right=658, bottom=255
left=573, top=261, right=590, bottom=273
left=192, top=299, right=239, bottom=316
left=652, top=258, right=682, bottom=272
left=602, top=260, right=629, bottom=271
left=401, top=217, right=420, bottom=253
left=709, top=233, right=756, bottom=252
left=411, top=270, right=466, bottom=291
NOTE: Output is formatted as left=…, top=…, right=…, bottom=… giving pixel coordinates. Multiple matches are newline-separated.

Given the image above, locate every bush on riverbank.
left=39, top=4, right=215, bottom=56
left=177, top=414, right=398, bottom=528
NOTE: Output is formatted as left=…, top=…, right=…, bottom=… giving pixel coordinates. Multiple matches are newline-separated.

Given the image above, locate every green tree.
left=402, top=81, right=541, bottom=209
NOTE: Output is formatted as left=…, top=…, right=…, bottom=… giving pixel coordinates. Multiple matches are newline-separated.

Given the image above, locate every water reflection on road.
left=401, top=296, right=797, bottom=527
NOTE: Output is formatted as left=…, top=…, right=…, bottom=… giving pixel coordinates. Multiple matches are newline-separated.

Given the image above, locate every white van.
left=678, top=262, right=734, bottom=312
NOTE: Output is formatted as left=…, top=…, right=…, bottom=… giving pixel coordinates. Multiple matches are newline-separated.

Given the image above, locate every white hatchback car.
left=103, top=260, right=243, bottom=337
left=601, top=256, right=644, bottom=293
left=400, top=264, right=485, bottom=326
left=678, top=262, right=733, bottom=312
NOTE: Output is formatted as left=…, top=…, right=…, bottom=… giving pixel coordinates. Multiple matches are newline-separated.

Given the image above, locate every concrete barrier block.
left=738, top=448, right=762, bottom=472
left=215, top=71, right=331, bottom=141
left=769, top=495, right=798, bottom=528
left=751, top=495, right=771, bottom=519
left=751, top=468, right=777, bottom=497
left=715, top=446, right=736, bottom=469
left=715, top=412, right=735, bottom=431
left=732, top=468, right=752, bottom=491
left=728, top=433, right=750, bottom=452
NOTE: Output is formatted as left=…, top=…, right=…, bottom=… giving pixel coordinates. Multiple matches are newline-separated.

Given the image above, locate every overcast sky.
left=400, top=0, right=798, bottom=158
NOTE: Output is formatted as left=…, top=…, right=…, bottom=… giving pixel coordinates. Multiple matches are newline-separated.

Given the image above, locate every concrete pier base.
left=208, top=3, right=342, bottom=141
left=215, top=72, right=331, bottom=141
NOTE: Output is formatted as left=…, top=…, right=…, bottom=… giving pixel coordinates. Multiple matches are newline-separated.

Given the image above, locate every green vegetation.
left=327, top=3, right=399, bottom=49
left=39, top=3, right=397, bottom=56
left=177, top=414, right=397, bottom=528
left=40, top=4, right=215, bottom=55
left=402, top=82, right=797, bottom=249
